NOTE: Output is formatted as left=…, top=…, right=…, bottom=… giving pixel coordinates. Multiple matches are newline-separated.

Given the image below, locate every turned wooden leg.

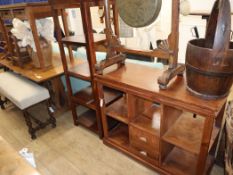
left=71, top=103, right=78, bottom=126
left=23, top=111, right=36, bottom=140
left=0, top=96, right=7, bottom=110
left=0, top=99, right=5, bottom=110
left=46, top=100, right=56, bottom=128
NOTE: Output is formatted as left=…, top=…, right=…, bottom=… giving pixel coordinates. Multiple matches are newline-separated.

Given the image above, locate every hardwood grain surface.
left=0, top=54, right=84, bottom=83
left=95, top=63, right=227, bottom=116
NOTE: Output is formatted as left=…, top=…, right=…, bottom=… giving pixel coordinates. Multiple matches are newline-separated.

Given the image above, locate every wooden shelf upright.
left=49, top=0, right=121, bottom=137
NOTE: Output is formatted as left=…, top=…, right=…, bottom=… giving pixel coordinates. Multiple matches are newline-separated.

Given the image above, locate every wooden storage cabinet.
left=96, top=63, right=226, bottom=175
left=105, top=97, right=218, bottom=175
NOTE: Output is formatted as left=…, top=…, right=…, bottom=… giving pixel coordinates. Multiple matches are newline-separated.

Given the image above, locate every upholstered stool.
left=0, top=71, right=56, bottom=139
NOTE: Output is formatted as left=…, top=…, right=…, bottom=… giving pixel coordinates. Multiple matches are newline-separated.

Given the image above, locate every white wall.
left=121, top=0, right=233, bottom=63
left=190, top=0, right=233, bottom=13
left=66, top=7, right=105, bottom=36
left=66, top=1, right=233, bottom=64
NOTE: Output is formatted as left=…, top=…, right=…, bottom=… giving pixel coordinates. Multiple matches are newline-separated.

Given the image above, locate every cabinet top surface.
left=96, top=63, right=227, bottom=116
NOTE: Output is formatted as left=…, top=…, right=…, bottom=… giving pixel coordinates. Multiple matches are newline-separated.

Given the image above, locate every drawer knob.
left=139, top=137, right=147, bottom=142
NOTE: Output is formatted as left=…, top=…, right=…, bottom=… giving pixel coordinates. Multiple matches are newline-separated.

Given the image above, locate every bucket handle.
left=205, top=0, right=231, bottom=56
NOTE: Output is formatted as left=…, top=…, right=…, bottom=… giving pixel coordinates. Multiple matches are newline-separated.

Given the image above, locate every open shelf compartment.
left=162, top=145, right=215, bottom=175
left=72, top=86, right=123, bottom=111
left=131, top=103, right=161, bottom=136
left=162, top=146, right=198, bottom=175
left=106, top=95, right=128, bottom=124
left=162, top=112, right=220, bottom=155
left=108, top=122, right=129, bottom=150
left=72, top=86, right=96, bottom=110
left=77, top=108, right=98, bottom=133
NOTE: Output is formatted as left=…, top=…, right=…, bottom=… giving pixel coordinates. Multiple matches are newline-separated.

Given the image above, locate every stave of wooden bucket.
left=186, top=39, right=233, bottom=99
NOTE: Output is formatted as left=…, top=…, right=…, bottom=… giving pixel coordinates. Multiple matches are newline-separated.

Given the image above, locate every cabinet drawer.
left=129, top=125, right=159, bottom=158
left=131, top=146, right=159, bottom=165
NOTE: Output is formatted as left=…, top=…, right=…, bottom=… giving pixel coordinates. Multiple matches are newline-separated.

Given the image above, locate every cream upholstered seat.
left=0, top=71, right=49, bottom=110
left=0, top=71, right=56, bottom=139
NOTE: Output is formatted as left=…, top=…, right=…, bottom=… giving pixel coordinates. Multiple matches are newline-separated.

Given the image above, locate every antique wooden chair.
left=8, top=33, right=31, bottom=68
left=0, top=17, right=31, bottom=67
left=0, top=71, right=56, bottom=139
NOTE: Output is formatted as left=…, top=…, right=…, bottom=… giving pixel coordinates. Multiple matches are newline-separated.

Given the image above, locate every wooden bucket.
left=186, top=39, right=233, bottom=99
left=185, top=0, right=232, bottom=99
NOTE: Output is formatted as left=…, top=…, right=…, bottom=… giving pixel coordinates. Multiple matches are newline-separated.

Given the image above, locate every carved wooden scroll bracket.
left=157, top=39, right=185, bottom=89
left=95, top=0, right=126, bottom=75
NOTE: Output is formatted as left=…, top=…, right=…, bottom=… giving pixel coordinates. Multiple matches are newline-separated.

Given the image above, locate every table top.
left=0, top=53, right=84, bottom=83
left=95, top=62, right=227, bottom=117
left=0, top=136, right=40, bottom=175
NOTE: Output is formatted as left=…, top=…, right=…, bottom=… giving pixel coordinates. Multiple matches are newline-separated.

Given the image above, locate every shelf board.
left=62, top=34, right=106, bottom=46
left=72, top=86, right=96, bottom=110
left=68, top=61, right=91, bottom=81
left=162, top=112, right=205, bottom=155
left=108, top=123, right=129, bottom=149
left=103, top=87, right=123, bottom=106
left=131, top=104, right=160, bottom=136
left=77, top=109, right=98, bottom=133
left=72, top=86, right=123, bottom=111
left=162, top=147, right=197, bottom=175
left=106, top=97, right=128, bottom=124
